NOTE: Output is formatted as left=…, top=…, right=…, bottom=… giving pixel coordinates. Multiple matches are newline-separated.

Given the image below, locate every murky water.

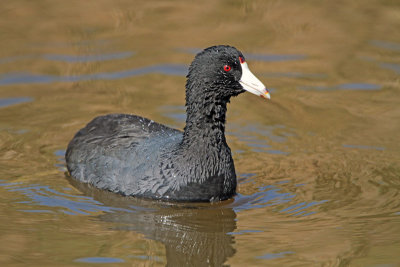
left=1, top=1, right=400, bottom=266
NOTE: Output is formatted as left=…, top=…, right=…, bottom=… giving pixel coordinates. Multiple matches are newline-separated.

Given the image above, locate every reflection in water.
left=370, top=40, right=400, bottom=52
left=0, top=97, right=33, bottom=108
left=232, top=179, right=327, bottom=216
left=245, top=53, right=306, bottom=62
left=342, top=144, right=385, bottom=151
left=33, top=39, right=113, bottom=48
left=0, top=64, right=187, bottom=86
left=337, top=83, right=381, bottom=90
left=379, top=62, right=400, bottom=74
left=0, top=180, right=130, bottom=215
left=361, top=56, right=400, bottom=74
left=228, top=229, right=262, bottom=235
left=0, top=49, right=125, bottom=65
left=74, top=257, right=125, bottom=263
left=280, top=200, right=328, bottom=216
left=0, top=55, right=31, bottom=64
left=68, top=178, right=237, bottom=267
left=256, top=251, right=294, bottom=260
left=0, top=172, right=329, bottom=265
left=54, top=150, right=67, bottom=171
left=299, top=83, right=381, bottom=91
left=43, top=51, right=134, bottom=62
left=230, top=124, right=294, bottom=144
left=260, top=72, right=327, bottom=79
left=158, top=105, right=186, bottom=127
left=0, top=72, right=59, bottom=86
left=228, top=123, right=293, bottom=155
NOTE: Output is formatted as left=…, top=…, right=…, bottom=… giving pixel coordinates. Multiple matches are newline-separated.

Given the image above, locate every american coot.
left=66, top=45, right=270, bottom=202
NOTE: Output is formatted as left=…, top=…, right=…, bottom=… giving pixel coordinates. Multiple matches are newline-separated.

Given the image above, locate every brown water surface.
left=1, top=1, right=400, bottom=266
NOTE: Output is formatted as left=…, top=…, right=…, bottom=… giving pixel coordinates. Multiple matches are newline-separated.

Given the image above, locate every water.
left=1, top=1, right=400, bottom=266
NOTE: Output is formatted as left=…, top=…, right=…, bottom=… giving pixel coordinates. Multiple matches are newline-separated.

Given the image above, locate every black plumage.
left=66, top=45, right=268, bottom=202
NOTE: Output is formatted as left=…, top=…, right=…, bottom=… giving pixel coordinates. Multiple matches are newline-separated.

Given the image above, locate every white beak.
left=239, top=62, right=270, bottom=99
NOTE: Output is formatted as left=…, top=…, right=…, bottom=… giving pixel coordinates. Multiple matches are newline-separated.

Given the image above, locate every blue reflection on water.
left=246, top=53, right=306, bottom=62
left=0, top=173, right=327, bottom=220
left=0, top=64, right=188, bottom=86
left=379, top=62, right=400, bottom=74
left=247, top=143, right=272, bottom=150
left=0, top=55, right=31, bottom=64
left=256, top=251, right=294, bottom=260
left=54, top=150, right=66, bottom=171
left=43, top=51, right=134, bottom=62
left=0, top=44, right=121, bottom=64
left=54, top=150, right=66, bottom=157
left=233, top=184, right=294, bottom=213
left=228, top=229, right=263, bottom=235
left=18, top=209, right=54, bottom=213
left=74, top=257, right=124, bottom=263
left=337, top=83, right=381, bottom=90
left=0, top=97, right=33, bottom=108
left=370, top=40, right=400, bottom=52
left=342, top=144, right=385, bottom=151
left=360, top=56, right=400, bottom=75
left=159, top=105, right=186, bottom=125
left=0, top=181, right=132, bottom=215
left=228, top=123, right=293, bottom=155
left=237, top=173, right=257, bottom=185
left=233, top=192, right=291, bottom=213
left=128, top=255, right=163, bottom=262
left=264, top=149, right=289, bottom=155
left=230, top=124, right=294, bottom=143
left=261, top=72, right=327, bottom=79
left=299, top=83, right=381, bottom=91
left=280, top=200, right=328, bottom=216
left=0, top=72, right=57, bottom=85
left=33, top=39, right=112, bottom=48
left=234, top=174, right=328, bottom=217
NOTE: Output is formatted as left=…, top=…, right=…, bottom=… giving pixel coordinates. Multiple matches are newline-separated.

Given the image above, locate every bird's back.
left=66, top=114, right=182, bottom=195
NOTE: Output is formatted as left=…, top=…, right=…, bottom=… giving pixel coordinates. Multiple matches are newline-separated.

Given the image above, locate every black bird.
left=66, top=45, right=270, bottom=202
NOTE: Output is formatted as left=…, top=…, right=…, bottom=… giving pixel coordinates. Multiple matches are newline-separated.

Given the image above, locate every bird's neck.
left=182, top=95, right=228, bottom=147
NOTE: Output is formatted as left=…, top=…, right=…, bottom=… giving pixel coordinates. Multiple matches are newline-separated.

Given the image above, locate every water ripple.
left=370, top=40, right=400, bottom=52
left=228, top=123, right=293, bottom=155
left=299, top=83, right=381, bottom=91
left=0, top=97, right=33, bottom=108
left=43, top=51, right=134, bottom=62
left=233, top=175, right=328, bottom=217
left=379, top=62, right=400, bottom=74
left=256, top=251, right=294, bottom=260
left=0, top=64, right=188, bottom=86
left=74, top=257, right=124, bottom=263
left=261, top=72, right=327, bottom=79
left=0, top=181, right=132, bottom=215
left=342, top=144, right=385, bottom=151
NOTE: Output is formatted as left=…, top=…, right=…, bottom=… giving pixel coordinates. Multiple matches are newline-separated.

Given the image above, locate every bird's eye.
left=223, top=65, right=231, bottom=72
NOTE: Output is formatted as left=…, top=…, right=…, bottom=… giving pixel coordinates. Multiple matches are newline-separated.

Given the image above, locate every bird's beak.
left=239, top=61, right=270, bottom=99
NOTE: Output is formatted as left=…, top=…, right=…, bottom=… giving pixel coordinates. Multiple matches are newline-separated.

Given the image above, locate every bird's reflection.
left=68, top=177, right=237, bottom=266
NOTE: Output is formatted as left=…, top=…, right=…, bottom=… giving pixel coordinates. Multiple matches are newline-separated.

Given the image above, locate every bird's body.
left=66, top=113, right=236, bottom=201
left=66, top=45, right=269, bottom=202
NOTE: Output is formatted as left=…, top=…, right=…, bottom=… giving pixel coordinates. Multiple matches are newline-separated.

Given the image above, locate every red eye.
left=239, top=56, right=245, bottom=64
left=223, top=65, right=231, bottom=72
